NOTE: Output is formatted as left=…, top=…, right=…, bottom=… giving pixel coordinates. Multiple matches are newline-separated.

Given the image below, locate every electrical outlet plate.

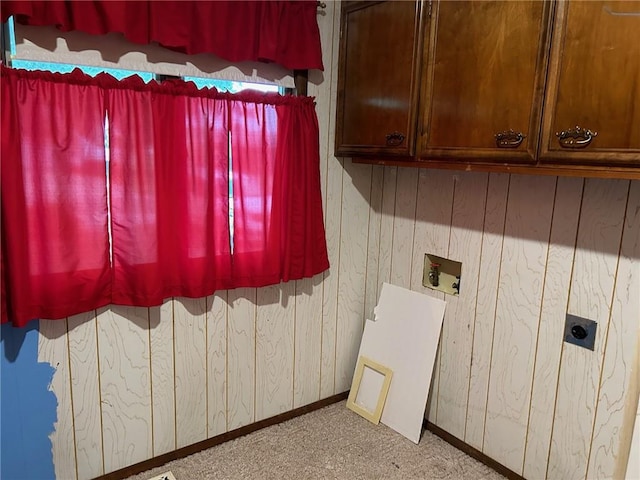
left=422, top=253, right=462, bottom=296
left=564, top=314, right=597, bottom=351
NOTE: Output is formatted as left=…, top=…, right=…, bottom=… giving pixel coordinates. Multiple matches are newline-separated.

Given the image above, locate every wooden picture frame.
left=346, top=356, right=393, bottom=424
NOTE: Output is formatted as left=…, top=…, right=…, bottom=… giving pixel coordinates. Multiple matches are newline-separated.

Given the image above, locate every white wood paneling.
left=390, top=167, right=418, bottom=288
left=523, top=177, right=583, bottom=479
left=67, top=311, right=104, bottom=479
left=256, top=284, right=295, bottom=421
left=410, top=169, right=455, bottom=423
left=465, top=173, right=509, bottom=450
left=364, top=165, right=384, bottom=322
left=319, top=0, right=343, bottom=400
left=625, top=400, right=640, bottom=480
left=96, top=306, right=152, bottom=473
left=436, top=172, right=488, bottom=440
left=548, top=179, right=630, bottom=480
left=335, top=159, right=372, bottom=393
left=320, top=154, right=343, bottom=399
left=149, top=301, right=176, bottom=456
left=38, top=319, right=77, bottom=480
left=207, top=292, right=228, bottom=437
left=227, top=288, right=256, bottom=430
left=294, top=275, right=323, bottom=408
left=377, top=167, right=398, bottom=298
left=588, top=181, right=639, bottom=479
left=484, top=175, right=556, bottom=473
left=173, top=297, right=207, bottom=448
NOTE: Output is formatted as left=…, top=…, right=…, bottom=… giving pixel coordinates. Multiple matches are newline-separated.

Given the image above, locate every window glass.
left=183, top=76, right=281, bottom=94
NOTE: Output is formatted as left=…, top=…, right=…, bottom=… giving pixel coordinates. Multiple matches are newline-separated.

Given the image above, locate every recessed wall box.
left=422, top=254, right=462, bottom=296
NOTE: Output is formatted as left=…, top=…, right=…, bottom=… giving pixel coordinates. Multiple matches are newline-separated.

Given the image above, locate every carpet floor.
left=125, top=401, right=506, bottom=480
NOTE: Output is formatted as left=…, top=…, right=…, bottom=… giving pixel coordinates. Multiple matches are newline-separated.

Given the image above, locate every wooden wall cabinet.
left=539, top=0, right=640, bottom=167
left=335, top=1, right=424, bottom=157
left=335, top=0, right=640, bottom=179
left=418, top=0, right=551, bottom=164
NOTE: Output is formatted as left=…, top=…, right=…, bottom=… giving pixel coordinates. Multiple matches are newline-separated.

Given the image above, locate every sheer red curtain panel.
left=1, top=69, right=112, bottom=327
left=0, top=67, right=329, bottom=327
left=1, top=0, right=324, bottom=71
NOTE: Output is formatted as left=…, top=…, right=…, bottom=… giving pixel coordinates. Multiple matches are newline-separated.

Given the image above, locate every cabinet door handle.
left=556, top=126, right=598, bottom=149
left=495, top=130, right=526, bottom=148
left=385, top=132, right=406, bottom=146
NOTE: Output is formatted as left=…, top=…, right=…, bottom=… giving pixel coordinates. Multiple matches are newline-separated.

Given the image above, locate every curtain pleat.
left=0, top=66, right=329, bottom=327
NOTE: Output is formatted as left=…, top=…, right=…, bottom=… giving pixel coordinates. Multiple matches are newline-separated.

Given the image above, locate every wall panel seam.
left=64, top=317, right=80, bottom=480
left=521, top=176, right=559, bottom=475
left=583, top=180, right=632, bottom=480
left=463, top=173, right=491, bottom=441
left=480, top=174, right=511, bottom=453
left=544, top=178, right=587, bottom=479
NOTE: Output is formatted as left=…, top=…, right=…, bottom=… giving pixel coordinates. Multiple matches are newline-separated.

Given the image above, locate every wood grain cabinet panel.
left=335, top=1, right=424, bottom=157
left=336, top=0, right=640, bottom=179
left=419, top=1, right=551, bottom=163
left=540, top=0, right=640, bottom=166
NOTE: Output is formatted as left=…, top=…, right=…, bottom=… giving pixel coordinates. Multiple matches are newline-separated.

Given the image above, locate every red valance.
left=1, top=0, right=324, bottom=71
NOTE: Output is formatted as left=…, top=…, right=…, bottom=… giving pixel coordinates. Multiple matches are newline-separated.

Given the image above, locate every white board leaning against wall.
left=350, top=282, right=446, bottom=443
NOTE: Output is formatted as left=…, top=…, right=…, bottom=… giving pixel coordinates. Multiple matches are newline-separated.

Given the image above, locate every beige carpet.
left=125, top=401, right=506, bottom=480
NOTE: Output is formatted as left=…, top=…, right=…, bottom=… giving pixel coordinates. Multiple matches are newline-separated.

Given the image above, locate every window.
left=2, top=17, right=286, bottom=255
left=1, top=20, right=329, bottom=327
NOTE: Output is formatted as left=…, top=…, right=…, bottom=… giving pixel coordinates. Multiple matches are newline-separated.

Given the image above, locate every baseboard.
left=424, top=421, right=525, bottom=480
left=94, top=392, right=349, bottom=480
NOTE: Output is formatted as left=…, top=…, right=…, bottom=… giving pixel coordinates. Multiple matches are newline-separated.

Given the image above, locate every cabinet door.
left=539, top=0, right=640, bottom=166
left=335, top=1, right=424, bottom=157
left=418, top=1, right=551, bottom=163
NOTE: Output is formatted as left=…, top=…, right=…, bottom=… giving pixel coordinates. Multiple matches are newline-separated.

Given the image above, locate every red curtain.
left=0, top=67, right=329, bottom=327
left=1, top=69, right=112, bottom=327
left=1, top=1, right=324, bottom=71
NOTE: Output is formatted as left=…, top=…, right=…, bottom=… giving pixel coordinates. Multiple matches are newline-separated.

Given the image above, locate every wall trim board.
left=93, top=392, right=349, bottom=480
left=425, top=421, right=525, bottom=480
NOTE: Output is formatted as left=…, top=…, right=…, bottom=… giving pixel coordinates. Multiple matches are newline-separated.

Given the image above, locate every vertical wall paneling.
left=173, top=297, right=208, bottom=448
left=207, top=292, right=228, bottom=437
left=465, top=173, right=510, bottom=450
left=484, top=175, right=557, bottom=473
left=436, top=172, right=488, bottom=440
left=624, top=398, right=640, bottom=480
left=294, top=275, right=323, bottom=408
left=38, top=319, right=77, bottom=480
left=227, top=287, right=257, bottom=430
left=320, top=1, right=343, bottom=399
left=391, top=168, right=422, bottom=288
left=588, top=180, right=640, bottom=479
left=96, top=306, right=152, bottom=473
left=377, top=167, right=398, bottom=298
left=296, top=2, right=336, bottom=408
left=149, top=301, right=176, bottom=456
left=523, top=177, right=584, bottom=479
left=256, top=284, right=295, bottom=421
left=548, top=179, right=630, bottom=480
left=67, top=311, right=104, bottom=479
left=334, top=159, right=372, bottom=393
left=364, top=165, right=384, bottom=321
left=410, top=169, right=455, bottom=422
left=389, top=167, right=418, bottom=288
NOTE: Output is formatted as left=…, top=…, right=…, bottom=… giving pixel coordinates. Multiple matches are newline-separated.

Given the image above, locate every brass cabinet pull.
left=385, top=131, right=406, bottom=146
left=556, top=126, right=598, bottom=149
left=495, top=130, right=526, bottom=148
